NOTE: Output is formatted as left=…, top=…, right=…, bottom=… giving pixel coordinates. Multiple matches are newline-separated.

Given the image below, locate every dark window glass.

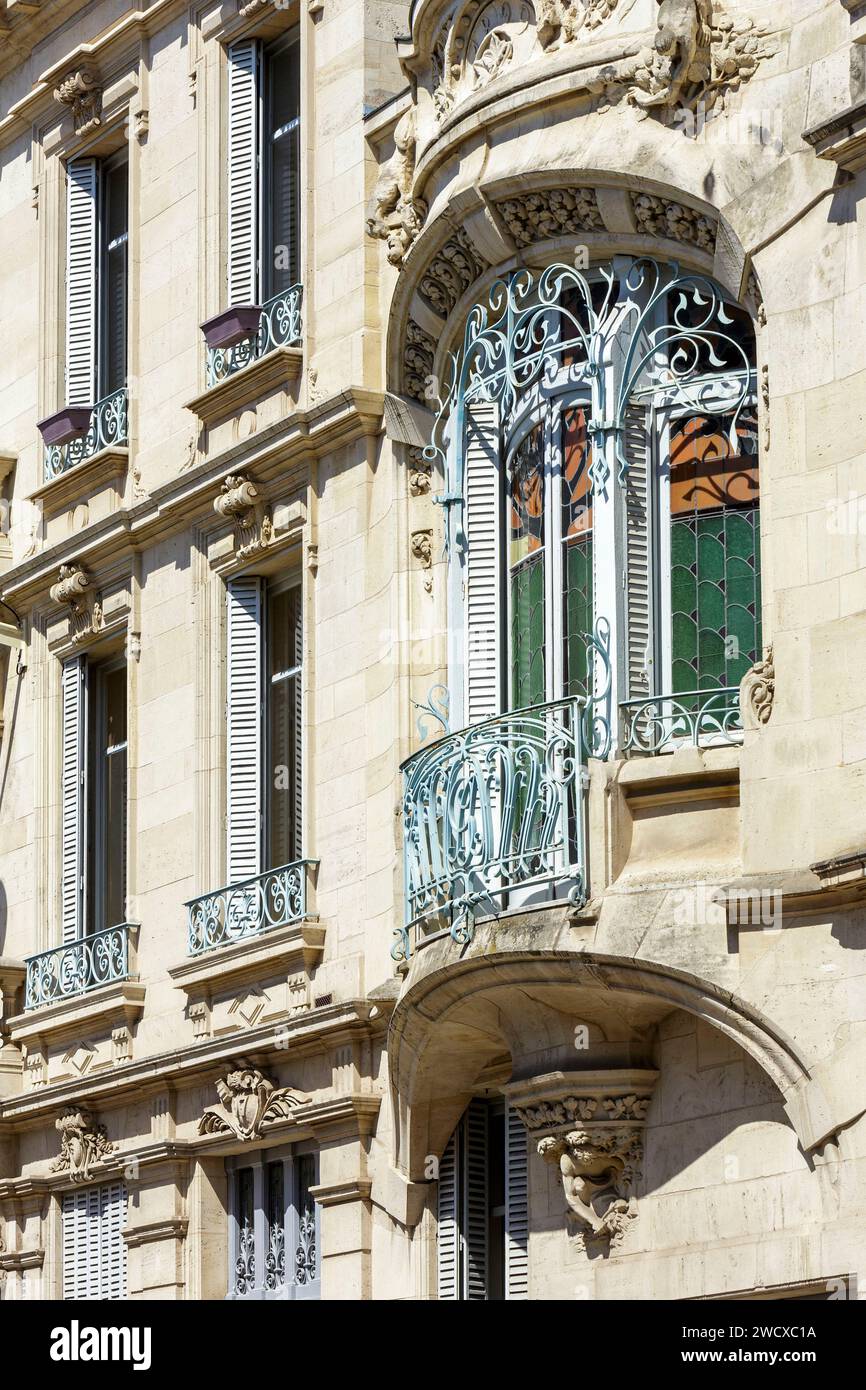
left=101, top=159, right=128, bottom=396
left=487, top=1108, right=506, bottom=1302
left=267, top=585, right=302, bottom=868
left=87, top=662, right=127, bottom=933
left=264, top=41, right=300, bottom=297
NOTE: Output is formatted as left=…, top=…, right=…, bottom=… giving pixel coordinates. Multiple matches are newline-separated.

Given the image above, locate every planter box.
left=37, top=405, right=92, bottom=447
left=201, top=304, right=262, bottom=350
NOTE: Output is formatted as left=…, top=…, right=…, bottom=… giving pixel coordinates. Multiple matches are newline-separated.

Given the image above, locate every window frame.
left=226, top=1145, right=320, bottom=1302
left=97, top=147, right=129, bottom=399
left=86, top=653, right=129, bottom=936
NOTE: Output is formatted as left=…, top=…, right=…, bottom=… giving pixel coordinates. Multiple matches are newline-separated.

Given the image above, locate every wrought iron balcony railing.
left=25, top=923, right=136, bottom=1009
left=206, top=284, right=303, bottom=388
left=397, top=697, right=590, bottom=961
left=620, top=687, right=742, bottom=754
left=44, top=388, right=129, bottom=481
left=186, top=858, right=316, bottom=956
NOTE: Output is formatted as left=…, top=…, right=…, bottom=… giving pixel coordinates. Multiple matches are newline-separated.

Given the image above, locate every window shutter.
left=504, top=1103, right=529, bottom=1299
left=102, top=1181, right=128, bottom=1299
left=437, top=1128, right=459, bottom=1301
left=624, top=403, right=654, bottom=699
left=227, top=577, right=263, bottom=883
left=464, top=402, right=501, bottom=724
left=227, top=39, right=261, bottom=305
left=62, top=1182, right=127, bottom=1300
left=65, top=157, right=98, bottom=406
left=463, top=1098, right=488, bottom=1300
left=61, top=655, right=86, bottom=944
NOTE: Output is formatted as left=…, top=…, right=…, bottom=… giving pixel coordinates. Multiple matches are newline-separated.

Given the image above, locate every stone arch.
left=387, top=942, right=819, bottom=1180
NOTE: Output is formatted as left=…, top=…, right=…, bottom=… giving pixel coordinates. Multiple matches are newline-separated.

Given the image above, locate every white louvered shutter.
left=463, top=1098, right=488, bottom=1300
left=437, top=1128, right=459, bottom=1301
left=61, top=655, right=86, bottom=944
left=227, top=39, right=261, bottom=305
left=624, top=403, right=654, bottom=699
left=101, top=1181, right=128, bottom=1299
left=504, top=1103, right=529, bottom=1299
left=62, top=1182, right=127, bottom=1300
left=465, top=402, right=501, bottom=724
left=65, top=157, right=98, bottom=406
left=227, top=577, right=263, bottom=883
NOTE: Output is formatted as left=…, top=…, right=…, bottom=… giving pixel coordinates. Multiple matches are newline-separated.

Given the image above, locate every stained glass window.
left=509, top=423, right=545, bottom=709
left=669, top=412, right=761, bottom=695
left=561, top=406, right=593, bottom=700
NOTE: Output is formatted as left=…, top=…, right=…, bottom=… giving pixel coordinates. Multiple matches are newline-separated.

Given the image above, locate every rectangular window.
left=61, top=655, right=128, bottom=941
left=62, top=1181, right=128, bottom=1300
left=226, top=576, right=303, bottom=883
left=226, top=34, right=301, bottom=307
left=227, top=1150, right=319, bottom=1300
left=65, top=152, right=129, bottom=406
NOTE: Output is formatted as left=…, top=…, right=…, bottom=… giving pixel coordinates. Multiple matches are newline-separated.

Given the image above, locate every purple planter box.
left=201, top=304, right=262, bottom=351
left=37, top=405, right=93, bottom=448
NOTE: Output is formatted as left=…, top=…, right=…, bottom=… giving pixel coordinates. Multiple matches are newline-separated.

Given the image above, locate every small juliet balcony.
left=24, top=922, right=137, bottom=1010
left=42, top=387, right=129, bottom=482
left=185, top=858, right=318, bottom=957
left=397, top=697, right=590, bottom=961
left=620, top=687, right=743, bottom=755
left=204, top=284, right=303, bottom=388
left=187, top=285, right=304, bottom=427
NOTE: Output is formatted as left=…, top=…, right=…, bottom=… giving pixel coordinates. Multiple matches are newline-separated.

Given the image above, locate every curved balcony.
left=620, top=688, right=742, bottom=755
left=25, top=923, right=136, bottom=1009
left=397, top=697, right=590, bottom=961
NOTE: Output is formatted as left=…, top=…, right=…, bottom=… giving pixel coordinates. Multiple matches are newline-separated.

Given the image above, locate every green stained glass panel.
left=511, top=554, right=545, bottom=709
left=671, top=506, right=761, bottom=694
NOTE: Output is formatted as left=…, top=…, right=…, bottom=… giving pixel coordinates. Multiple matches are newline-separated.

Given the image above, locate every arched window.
left=438, top=258, right=760, bottom=754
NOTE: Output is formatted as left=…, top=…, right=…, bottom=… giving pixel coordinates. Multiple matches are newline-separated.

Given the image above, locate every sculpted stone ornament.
left=50, top=563, right=102, bottom=644
left=198, top=1060, right=309, bottom=1141
left=367, top=107, right=428, bottom=268
left=628, top=0, right=774, bottom=119
left=537, top=0, right=618, bottom=50
left=538, top=1128, right=643, bottom=1249
left=507, top=1068, right=657, bottom=1253
left=55, top=67, right=102, bottom=135
left=740, top=646, right=774, bottom=730
left=50, top=1106, right=117, bottom=1183
left=496, top=187, right=603, bottom=247
left=214, top=474, right=273, bottom=560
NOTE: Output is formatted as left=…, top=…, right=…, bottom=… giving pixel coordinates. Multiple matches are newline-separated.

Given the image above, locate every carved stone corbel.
left=367, top=106, right=427, bottom=268
left=55, top=66, right=103, bottom=136
left=50, top=563, right=102, bottom=645
left=411, top=529, right=434, bottom=592
left=507, top=1069, right=657, bottom=1253
left=408, top=447, right=432, bottom=496
left=198, top=1059, right=309, bottom=1141
left=50, top=1106, right=117, bottom=1183
left=214, top=474, right=273, bottom=560
left=740, top=645, right=775, bottom=729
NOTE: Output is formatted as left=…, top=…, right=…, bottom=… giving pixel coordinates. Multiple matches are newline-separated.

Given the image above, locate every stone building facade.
left=0, top=0, right=864, bottom=1301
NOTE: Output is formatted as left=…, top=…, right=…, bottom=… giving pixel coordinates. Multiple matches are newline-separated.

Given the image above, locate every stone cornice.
left=0, top=997, right=389, bottom=1128
left=3, top=387, right=384, bottom=612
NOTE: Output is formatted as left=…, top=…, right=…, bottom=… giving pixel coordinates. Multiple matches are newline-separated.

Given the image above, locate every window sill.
left=168, top=918, right=325, bottom=1034
left=8, top=978, right=146, bottom=1052
left=185, top=345, right=303, bottom=426
left=31, top=445, right=128, bottom=519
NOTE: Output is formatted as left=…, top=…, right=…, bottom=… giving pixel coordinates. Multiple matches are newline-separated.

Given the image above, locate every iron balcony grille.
left=206, top=284, right=303, bottom=388
left=397, top=697, right=591, bottom=961
left=620, top=687, right=743, bottom=754
left=185, top=858, right=316, bottom=956
left=25, top=923, right=136, bottom=1009
left=44, top=387, right=128, bottom=481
